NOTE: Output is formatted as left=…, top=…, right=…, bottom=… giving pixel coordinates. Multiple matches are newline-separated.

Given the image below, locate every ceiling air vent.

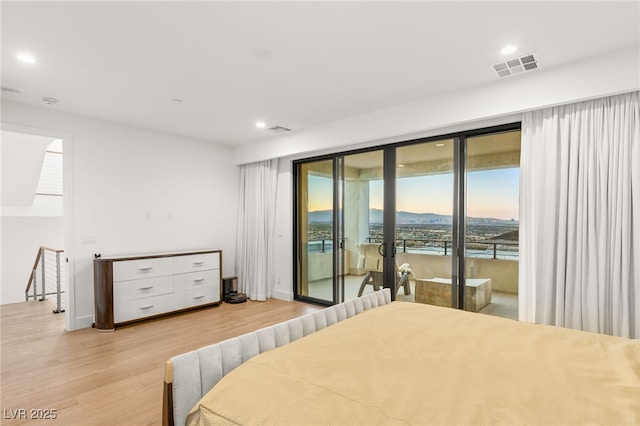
left=42, top=97, right=59, bottom=105
left=266, top=125, right=291, bottom=134
left=491, top=53, right=540, bottom=78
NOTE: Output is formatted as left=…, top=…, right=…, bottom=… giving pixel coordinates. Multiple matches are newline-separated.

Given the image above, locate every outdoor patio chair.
left=355, top=242, right=414, bottom=297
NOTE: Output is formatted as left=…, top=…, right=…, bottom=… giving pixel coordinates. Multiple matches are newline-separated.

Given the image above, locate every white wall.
left=1, top=217, right=64, bottom=304
left=1, top=101, right=239, bottom=330
left=265, top=46, right=639, bottom=302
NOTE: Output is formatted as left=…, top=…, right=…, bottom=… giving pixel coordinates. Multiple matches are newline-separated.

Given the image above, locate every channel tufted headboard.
left=162, top=288, right=392, bottom=426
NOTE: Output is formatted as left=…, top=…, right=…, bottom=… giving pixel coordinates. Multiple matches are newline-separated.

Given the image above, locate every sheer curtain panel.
left=235, top=159, right=279, bottom=301
left=520, top=91, right=639, bottom=338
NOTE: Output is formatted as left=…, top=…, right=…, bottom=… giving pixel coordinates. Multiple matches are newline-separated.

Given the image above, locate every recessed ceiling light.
left=266, top=125, right=292, bottom=134
left=397, top=164, right=405, bottom=168
left=256, top=121, right=266, bottom=129
left=500, top=45, right=517, bottom=55
left=436, top=143, right=445, bottom=147
left=17, top=52, right=36, bottom=64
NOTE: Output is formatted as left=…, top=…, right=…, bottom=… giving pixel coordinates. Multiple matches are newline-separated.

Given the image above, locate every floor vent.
left=491, top=53, right=540, bottom=78
left=266, top=125, right=292, bottom=134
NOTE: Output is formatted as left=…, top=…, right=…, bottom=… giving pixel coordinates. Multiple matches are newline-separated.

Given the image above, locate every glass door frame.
left=293, top=122, right=521, bottom=307
left=381, top=147, right=397, bottom=293
left=334, top=156, right=345, bottom=304
left=293, top=156, right=339, bottom=305
left=452, top=136, right=464, bottom=310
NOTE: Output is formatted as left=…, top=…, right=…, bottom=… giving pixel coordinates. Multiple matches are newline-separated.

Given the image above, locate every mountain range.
left=308, top=208, right=518, bottom=226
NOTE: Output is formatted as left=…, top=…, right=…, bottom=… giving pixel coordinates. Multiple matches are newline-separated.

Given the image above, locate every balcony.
left=304, top=241, right=519, bottom=320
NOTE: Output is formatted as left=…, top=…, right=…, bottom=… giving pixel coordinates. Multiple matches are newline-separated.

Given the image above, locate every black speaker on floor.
left=223, top=277, right=246, bottom=304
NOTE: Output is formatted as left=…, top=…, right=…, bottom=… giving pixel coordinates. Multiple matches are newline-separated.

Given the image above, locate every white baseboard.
left=271, top=289, right=293, bottom=302
left=74, top=314, right=94, bottom=330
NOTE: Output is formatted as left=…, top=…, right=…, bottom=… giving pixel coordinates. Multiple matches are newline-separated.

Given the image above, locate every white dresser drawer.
left=174, top=286, right=219, bottom=310
left=172, top=253, right=219, bottom=274
left=113, top=258, right=172, bottom=282
left=113, top=276, right=173, bottom=303
left=173, top=270, right=218, bottom=292
left=114, top=293, right=174, bottom=323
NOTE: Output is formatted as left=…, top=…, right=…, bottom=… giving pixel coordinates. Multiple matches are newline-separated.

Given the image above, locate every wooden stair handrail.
left=25, top=246, right=64, bottom=294
left=39, top=246, right=64, bottom=253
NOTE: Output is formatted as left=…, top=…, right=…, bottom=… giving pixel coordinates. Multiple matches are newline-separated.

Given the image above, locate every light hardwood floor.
left=1, top=299, right=320, bottom=425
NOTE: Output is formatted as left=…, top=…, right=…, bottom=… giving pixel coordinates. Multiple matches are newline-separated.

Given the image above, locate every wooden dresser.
left=93, top=250, right=222, bottom=331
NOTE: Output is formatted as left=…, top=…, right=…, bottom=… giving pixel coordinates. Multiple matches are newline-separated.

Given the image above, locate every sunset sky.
left=308, top=167, right=520, bottom=220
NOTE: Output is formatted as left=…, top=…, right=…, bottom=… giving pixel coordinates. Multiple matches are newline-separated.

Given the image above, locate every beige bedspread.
left=187, top=302, right=640, bottom=425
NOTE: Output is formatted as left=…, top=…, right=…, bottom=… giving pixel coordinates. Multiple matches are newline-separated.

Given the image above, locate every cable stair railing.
left=25, top=246, right=65, bottom=314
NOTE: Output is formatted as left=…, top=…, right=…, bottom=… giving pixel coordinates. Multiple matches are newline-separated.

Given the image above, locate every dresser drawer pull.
left=139, top=286, right=154, bottom=290
left=192, top=261, right=205, bottom=265
left=193, top=278, right=205, bottom=282
left=139, top=267, right=153, bottom=271
left=193, top=295, right=205, bottom=300
left=140, top=305, right=154, bottom=310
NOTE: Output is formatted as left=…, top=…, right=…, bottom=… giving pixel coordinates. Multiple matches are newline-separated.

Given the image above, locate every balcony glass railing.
left=307, top=238, right=518, bottom=259
left=307, top=239, right=346, bottom=254
left=368, top=238, right=518, bottom=259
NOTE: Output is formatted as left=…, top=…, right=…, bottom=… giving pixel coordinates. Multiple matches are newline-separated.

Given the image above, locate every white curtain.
left=235, top=159, right=279, bottom=301
left=520, top=91, right=639, bottom=338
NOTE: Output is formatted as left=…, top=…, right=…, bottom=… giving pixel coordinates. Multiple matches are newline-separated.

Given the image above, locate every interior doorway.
left=1, top=123, right=73, bottom=330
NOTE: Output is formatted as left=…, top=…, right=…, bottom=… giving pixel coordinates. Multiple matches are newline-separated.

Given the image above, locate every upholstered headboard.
left=162, top=289, right=392, bottom=426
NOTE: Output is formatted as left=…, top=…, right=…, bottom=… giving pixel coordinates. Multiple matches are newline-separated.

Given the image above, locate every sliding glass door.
left=295, top=124, right=521, bottom=316
left=295, top=150, right=387, bottom=304
left=296, top=159, right=335, bottom=303
left=342, top=150, right=385, bottom=301
left=464, top=132, right=520, bottom=318
left=395, top=139, right=455, bottom=306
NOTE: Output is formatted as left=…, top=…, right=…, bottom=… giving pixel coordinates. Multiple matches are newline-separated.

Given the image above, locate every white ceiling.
left=1, top=1, right=639, bottom=146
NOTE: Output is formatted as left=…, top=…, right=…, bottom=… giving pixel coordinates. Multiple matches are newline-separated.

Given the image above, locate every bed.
left=163, top=289, right=640, bottom=426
